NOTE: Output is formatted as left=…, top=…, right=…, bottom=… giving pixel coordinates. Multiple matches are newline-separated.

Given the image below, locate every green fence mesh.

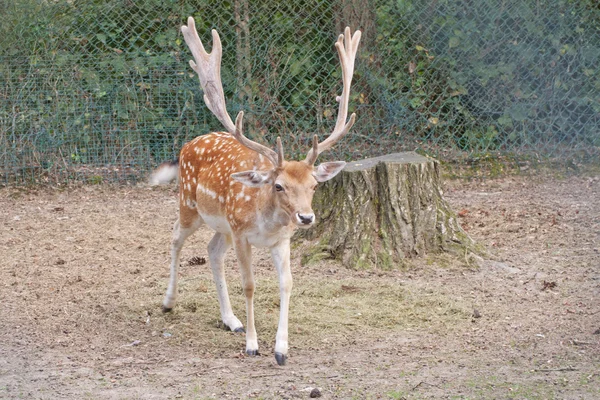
left=1, top=0, right=599, bottom=184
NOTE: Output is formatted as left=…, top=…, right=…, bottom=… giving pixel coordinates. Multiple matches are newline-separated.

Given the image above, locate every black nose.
left=298, top=213, right=314, bottom=225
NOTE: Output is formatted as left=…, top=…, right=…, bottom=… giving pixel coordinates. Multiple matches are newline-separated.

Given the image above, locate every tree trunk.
left=298, top=152, right=475, bottom=269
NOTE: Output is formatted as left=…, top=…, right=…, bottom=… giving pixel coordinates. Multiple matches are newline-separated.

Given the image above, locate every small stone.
left=310, top=388, right=321, bottom=398
left=472, top=309, right=481, bottom=319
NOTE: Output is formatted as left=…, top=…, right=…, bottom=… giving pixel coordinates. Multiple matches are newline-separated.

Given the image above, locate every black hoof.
left=246, top=349, right=260, bottom=356
left=162, top=305, right=172, bottom=313
left=274, top=352, right=287, bottom=366
left=233, top=327, right=246, bottom=333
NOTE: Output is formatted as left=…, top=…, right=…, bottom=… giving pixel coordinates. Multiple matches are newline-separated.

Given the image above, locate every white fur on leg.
left=272, top=240, right=292, bottom=356
left=234, top=238, right=259, bottom=354
left=163, top=218, right=201, bottom=310
left=208, top=233, right=244, bottom=331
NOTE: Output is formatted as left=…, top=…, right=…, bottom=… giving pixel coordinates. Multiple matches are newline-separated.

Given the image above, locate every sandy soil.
left=1, top=174, right=599, bottom=399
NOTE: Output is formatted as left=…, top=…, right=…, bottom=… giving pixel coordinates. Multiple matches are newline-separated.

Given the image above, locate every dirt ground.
left=1, top=173, right=599, bottom=399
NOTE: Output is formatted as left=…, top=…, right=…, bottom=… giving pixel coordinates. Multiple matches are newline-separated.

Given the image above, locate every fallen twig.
left=249, top=373, right=285, bottom=378
left=412, top=381, right=440, bottom=390
left=571, top=340, right=593, bottom=346
left=534, top=366, right=578, bottom=372
left=522, top=272, right=538, bottom=285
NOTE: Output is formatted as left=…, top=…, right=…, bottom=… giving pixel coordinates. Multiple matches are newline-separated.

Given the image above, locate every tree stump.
left=298, top=152, right=474, bottom=269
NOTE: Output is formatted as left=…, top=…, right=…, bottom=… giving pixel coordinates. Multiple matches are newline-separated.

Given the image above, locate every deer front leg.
left=271, top=239, right=293, bottom=366
left=208, top=233, right=244, bottom=332
left=234, top=237, right=258, bottom=355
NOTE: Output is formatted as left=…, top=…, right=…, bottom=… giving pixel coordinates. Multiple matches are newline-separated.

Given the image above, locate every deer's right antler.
left=233, top=112, right=282, bottom=168
left=181, top=17, right=236, bottom=134
left=182, top=17, right=282, bottom=168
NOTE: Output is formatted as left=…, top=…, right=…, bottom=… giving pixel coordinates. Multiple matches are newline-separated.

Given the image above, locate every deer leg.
left=234, top=238, right=258, bottom=355
left=162, top=210, right=201, bottom=312
left=271, top=239, right=293, bottom=366
left=208, top=232, right=244, bottom=332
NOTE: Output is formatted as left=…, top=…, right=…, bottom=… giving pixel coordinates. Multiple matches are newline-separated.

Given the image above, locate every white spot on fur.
left=197, top=183, right=217, bottom=199
left=235, top=186, right=246, bottom=200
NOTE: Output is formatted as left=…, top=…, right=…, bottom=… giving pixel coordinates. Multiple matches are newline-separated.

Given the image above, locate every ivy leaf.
left=509, top=105, right=528, bottom=122
left=497, top=115, right=513, bottom=127
left=449, top=37, right=460, bottom=48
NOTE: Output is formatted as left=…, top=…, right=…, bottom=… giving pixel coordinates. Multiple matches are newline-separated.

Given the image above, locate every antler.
left=305, top=27, right=361, bottom=165
left=233, top=112, right=284, bottom=168
left=182, top=17, right=283, bottom=168
left=181, top=17, right=236, bottom=134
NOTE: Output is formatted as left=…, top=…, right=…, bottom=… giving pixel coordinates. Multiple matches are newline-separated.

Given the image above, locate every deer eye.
left=275, top=183, right=284, bottom=192
left=312, top=184, right=318, bottom=191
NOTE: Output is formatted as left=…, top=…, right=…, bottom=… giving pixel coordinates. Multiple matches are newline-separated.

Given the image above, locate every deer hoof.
left=233, top=327, right=246, bottom=333
left=246, top=349, right=260, bottom=356
left=274, top=352, right=287, bottom=366
left=161, top=305, right=173, bottom=313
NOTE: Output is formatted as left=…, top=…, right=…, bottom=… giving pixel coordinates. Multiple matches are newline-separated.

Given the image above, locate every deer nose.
left=296, top=213, right=315, bottom=225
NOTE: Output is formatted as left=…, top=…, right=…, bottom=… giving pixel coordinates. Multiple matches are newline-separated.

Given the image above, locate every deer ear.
left=231, top=170, right=273, bottom=187
left=313, top=161, right=346, bottom=182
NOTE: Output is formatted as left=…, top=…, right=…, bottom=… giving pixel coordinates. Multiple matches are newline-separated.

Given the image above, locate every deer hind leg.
left=234, top=237, right=258, bottom=355
left=162, top=208, right=202, bottom=312
left=208, top=232, right=244, bottom=332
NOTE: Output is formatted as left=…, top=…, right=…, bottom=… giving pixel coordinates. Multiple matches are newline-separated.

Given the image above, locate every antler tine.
left=233, top=111, right=282, bottom=168
left=305, top=27, right=361, bottom=165
left=181, top=17, right=236, bottom=134
left=305, top=135, right=319, bottom=166
left=276, top=137, right=284, bottom=168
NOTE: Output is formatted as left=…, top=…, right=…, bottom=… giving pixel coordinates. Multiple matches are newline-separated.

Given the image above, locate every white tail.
left=149, top=160, right=179, bottom=186
left=154, top=17, right=360, bottom=366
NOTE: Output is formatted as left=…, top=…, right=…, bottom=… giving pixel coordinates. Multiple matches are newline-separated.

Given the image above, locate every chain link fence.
left=1, top=0, right=599, bottom=184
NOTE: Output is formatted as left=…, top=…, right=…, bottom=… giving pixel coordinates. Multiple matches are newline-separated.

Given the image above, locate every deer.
left=151, top=17, right=361, bottom=366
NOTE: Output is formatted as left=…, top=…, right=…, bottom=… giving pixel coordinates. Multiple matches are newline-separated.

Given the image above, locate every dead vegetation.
left=0, top=175, right=599, bottom=398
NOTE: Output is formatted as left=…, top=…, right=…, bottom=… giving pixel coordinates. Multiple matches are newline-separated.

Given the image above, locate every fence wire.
left=1, top=0, right=599, bottom=184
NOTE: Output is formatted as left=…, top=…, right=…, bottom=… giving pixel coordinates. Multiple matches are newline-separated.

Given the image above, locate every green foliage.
left=0, top=0, right=598, bottom=184
left=367, top=0, right=600, bottom=154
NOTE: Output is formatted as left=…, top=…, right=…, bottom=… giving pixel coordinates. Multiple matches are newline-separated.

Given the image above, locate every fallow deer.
left=151, top=17, right=361, bottom=365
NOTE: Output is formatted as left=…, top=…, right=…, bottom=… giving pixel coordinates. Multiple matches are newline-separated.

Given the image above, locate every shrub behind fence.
left=1, top=0, right=598, bottom=184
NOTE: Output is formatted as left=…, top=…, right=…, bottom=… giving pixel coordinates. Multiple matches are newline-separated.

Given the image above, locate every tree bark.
left=298, top=152, right=475, bottom=269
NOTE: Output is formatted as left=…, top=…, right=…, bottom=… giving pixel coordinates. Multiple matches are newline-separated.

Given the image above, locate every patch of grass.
left=461, top=376, right=562, bottom=399
left=386, top=389, right=408, bottom=399
left=87, top=175, right=103, bottom=185
left=141, top=272, right=472, bottom=353
left=441, top=151, right=600, bottom=181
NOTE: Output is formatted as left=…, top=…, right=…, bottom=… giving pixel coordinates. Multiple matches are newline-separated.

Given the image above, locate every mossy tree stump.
left=298, top=152, right=474, bottom=269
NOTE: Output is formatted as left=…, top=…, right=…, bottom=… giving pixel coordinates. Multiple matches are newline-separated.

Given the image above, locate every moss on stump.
left=298, top=152, right=475, bottom=269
